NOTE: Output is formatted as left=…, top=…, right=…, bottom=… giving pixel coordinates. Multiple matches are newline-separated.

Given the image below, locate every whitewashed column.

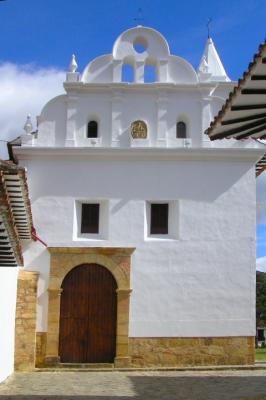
left=158, top=59, right=168, bottom=82
left=199, top=88, right=214, bottom=147
left=111, top=91, right=123, bottom=147
left=156, top=94, right=168, bottom=146
left=113, top=60, right=123, bottom=83
left=135, top=61, right=144, bottom=83
left=65, top=94, right=78, bottom=147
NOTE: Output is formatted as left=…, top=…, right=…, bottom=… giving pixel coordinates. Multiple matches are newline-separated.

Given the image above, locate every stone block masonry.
left=14, top=270, right=39, bottom=371
left=14, top=266, right=255, bottom=370
left=129, top=337, right=255, bottom=367
left=45, top=247, right=134, bottom=367
left=35, top=332, right=47, bottom=368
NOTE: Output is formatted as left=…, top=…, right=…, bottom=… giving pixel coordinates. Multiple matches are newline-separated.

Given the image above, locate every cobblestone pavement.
left=0, top=370, right=266, bottom=400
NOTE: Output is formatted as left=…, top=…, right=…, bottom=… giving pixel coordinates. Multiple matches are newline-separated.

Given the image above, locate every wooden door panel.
left=59, top=317, right=88, bottom=363
left=59, top=264, right=117, bottom=363
left=87, top=265, right=117, bottom=362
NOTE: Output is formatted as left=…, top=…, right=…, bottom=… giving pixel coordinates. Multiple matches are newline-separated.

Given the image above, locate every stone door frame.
left=45, top=247, right=135, bottom=368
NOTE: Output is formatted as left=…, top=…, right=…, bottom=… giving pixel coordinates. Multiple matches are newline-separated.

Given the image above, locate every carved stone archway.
left=45, top=247, right=135, bottom=368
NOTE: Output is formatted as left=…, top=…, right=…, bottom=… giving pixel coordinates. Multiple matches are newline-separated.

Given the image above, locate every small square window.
left=150, top=203, right=168, bottom=234
left=81, top=203, right=99, bottom=234
left=74, top=200, right=108, bottom=240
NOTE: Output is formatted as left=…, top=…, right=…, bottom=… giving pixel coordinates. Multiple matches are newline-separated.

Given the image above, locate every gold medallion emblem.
left=131, top=120, right=147, bottom=139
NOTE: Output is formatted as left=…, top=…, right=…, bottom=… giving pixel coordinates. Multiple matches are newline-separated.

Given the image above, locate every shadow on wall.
left=1, top=375, right=266, bottom=399
left=27, top=159, right=253, bottom=204
left=22, top=241, right=50, bottom=330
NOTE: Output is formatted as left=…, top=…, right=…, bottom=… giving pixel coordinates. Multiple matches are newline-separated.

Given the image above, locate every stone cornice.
left=48, top=246, right=136, bottom=256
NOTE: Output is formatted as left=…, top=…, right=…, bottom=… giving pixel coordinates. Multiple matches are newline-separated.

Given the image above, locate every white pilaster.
left=156, top=94, right=168, bottom=146
left=111, top=92, right=123, bottom=147
left=113, top=60, right=123, bottom=83
left=199, top=89, right=213, bottom=147
left=158, top=60, right=168, bottom=82
left=65, top=95, right=78, bottom=147
left=135, top=61, right=144, bottom=83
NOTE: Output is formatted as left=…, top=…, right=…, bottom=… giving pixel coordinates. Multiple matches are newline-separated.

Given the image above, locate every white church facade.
left=10, top=26, right=265, bottom=369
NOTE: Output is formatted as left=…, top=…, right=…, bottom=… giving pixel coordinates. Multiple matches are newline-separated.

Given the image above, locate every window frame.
left=74, top=200, right=109, bottom=241
left=150, top=203, right=169, bottom=235
left=81, top=203, right=100, bottom=234
left=145, top=201, right=179, bottom=240
left=176, top=121, right=187, bottom=138
left=87, top=120, right=98, bottom=138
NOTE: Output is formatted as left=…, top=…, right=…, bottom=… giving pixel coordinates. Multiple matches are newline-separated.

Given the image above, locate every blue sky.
left=0, top=0, right=266, bottom=79
left=0, top=0, right=266, bottom=267
left=257, top=224, right=266, bottom=258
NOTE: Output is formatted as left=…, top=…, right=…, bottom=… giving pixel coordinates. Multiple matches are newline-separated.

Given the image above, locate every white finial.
left=69, top=54, right=78, bottom=73
left=23, top=114, right=33, bottom=135
left=200, top=56, right=209, bottom=73
left=198, top=37, right=230, bottom=81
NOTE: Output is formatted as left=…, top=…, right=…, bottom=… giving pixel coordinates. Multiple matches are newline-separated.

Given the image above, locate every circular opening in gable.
left=133, top=36, right=148, bottom=53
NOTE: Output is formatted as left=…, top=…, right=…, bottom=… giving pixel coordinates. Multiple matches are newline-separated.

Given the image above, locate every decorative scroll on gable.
left=80, top=26, right=198, bottom=84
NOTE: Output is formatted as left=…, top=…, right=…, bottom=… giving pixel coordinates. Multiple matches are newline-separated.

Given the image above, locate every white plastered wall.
left=35, top=87, right=232, bottom=149
left=21, top=156, right=257, bottom=337
left=34, top=25, right=235, bottom=151
left=0, top=267, right=18, bottom=382
left=19, top=25, right=259, bottom=341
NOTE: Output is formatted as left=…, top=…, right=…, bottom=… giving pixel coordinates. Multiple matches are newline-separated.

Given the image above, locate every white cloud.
left=256, top=256, right=266, bottom=273
left=0, top=62, right=65, bottom=159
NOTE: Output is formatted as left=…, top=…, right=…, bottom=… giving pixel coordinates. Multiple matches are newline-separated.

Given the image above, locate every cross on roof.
left=134, top=8, right=144, bottom=25
left=207, top=17, right=212, bottom=38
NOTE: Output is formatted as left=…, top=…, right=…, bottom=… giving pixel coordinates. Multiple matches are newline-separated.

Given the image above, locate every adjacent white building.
left=0, top=162, right=32, bottom=381
left=13, top=26, right=265, bottom=368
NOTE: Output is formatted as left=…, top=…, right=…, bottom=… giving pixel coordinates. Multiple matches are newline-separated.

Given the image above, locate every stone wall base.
left=35, top=335, right=255, bottom=368
left=129, top=337, right=255, bottom=367
left=114, top=356, right=131, bottom=368
left=35, top=332, right=47, bottom=367
left=14, top=270, right=39, bottom=371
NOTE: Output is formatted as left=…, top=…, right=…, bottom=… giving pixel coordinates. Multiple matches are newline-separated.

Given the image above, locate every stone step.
left=35, top=364, right=266, bottom=373
left=59, top=363, right=114, bottom=369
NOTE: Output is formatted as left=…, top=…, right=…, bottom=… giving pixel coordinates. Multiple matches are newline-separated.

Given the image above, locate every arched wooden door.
left=59, top=264, right=117, bottom=363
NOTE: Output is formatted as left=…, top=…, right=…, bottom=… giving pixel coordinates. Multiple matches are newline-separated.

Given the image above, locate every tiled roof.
left=206, top=41, right=266, bottom=141
left=0, top=161, right=33, bottom=267
left=206, top=41, right=266, bottom=177
left=256, top=151, right=266, bottom=176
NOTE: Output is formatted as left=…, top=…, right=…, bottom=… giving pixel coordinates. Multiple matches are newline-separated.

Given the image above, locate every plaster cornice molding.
left=14, top=146, right=265, bottom=163
left=63, top=81, right=236, bottom=94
